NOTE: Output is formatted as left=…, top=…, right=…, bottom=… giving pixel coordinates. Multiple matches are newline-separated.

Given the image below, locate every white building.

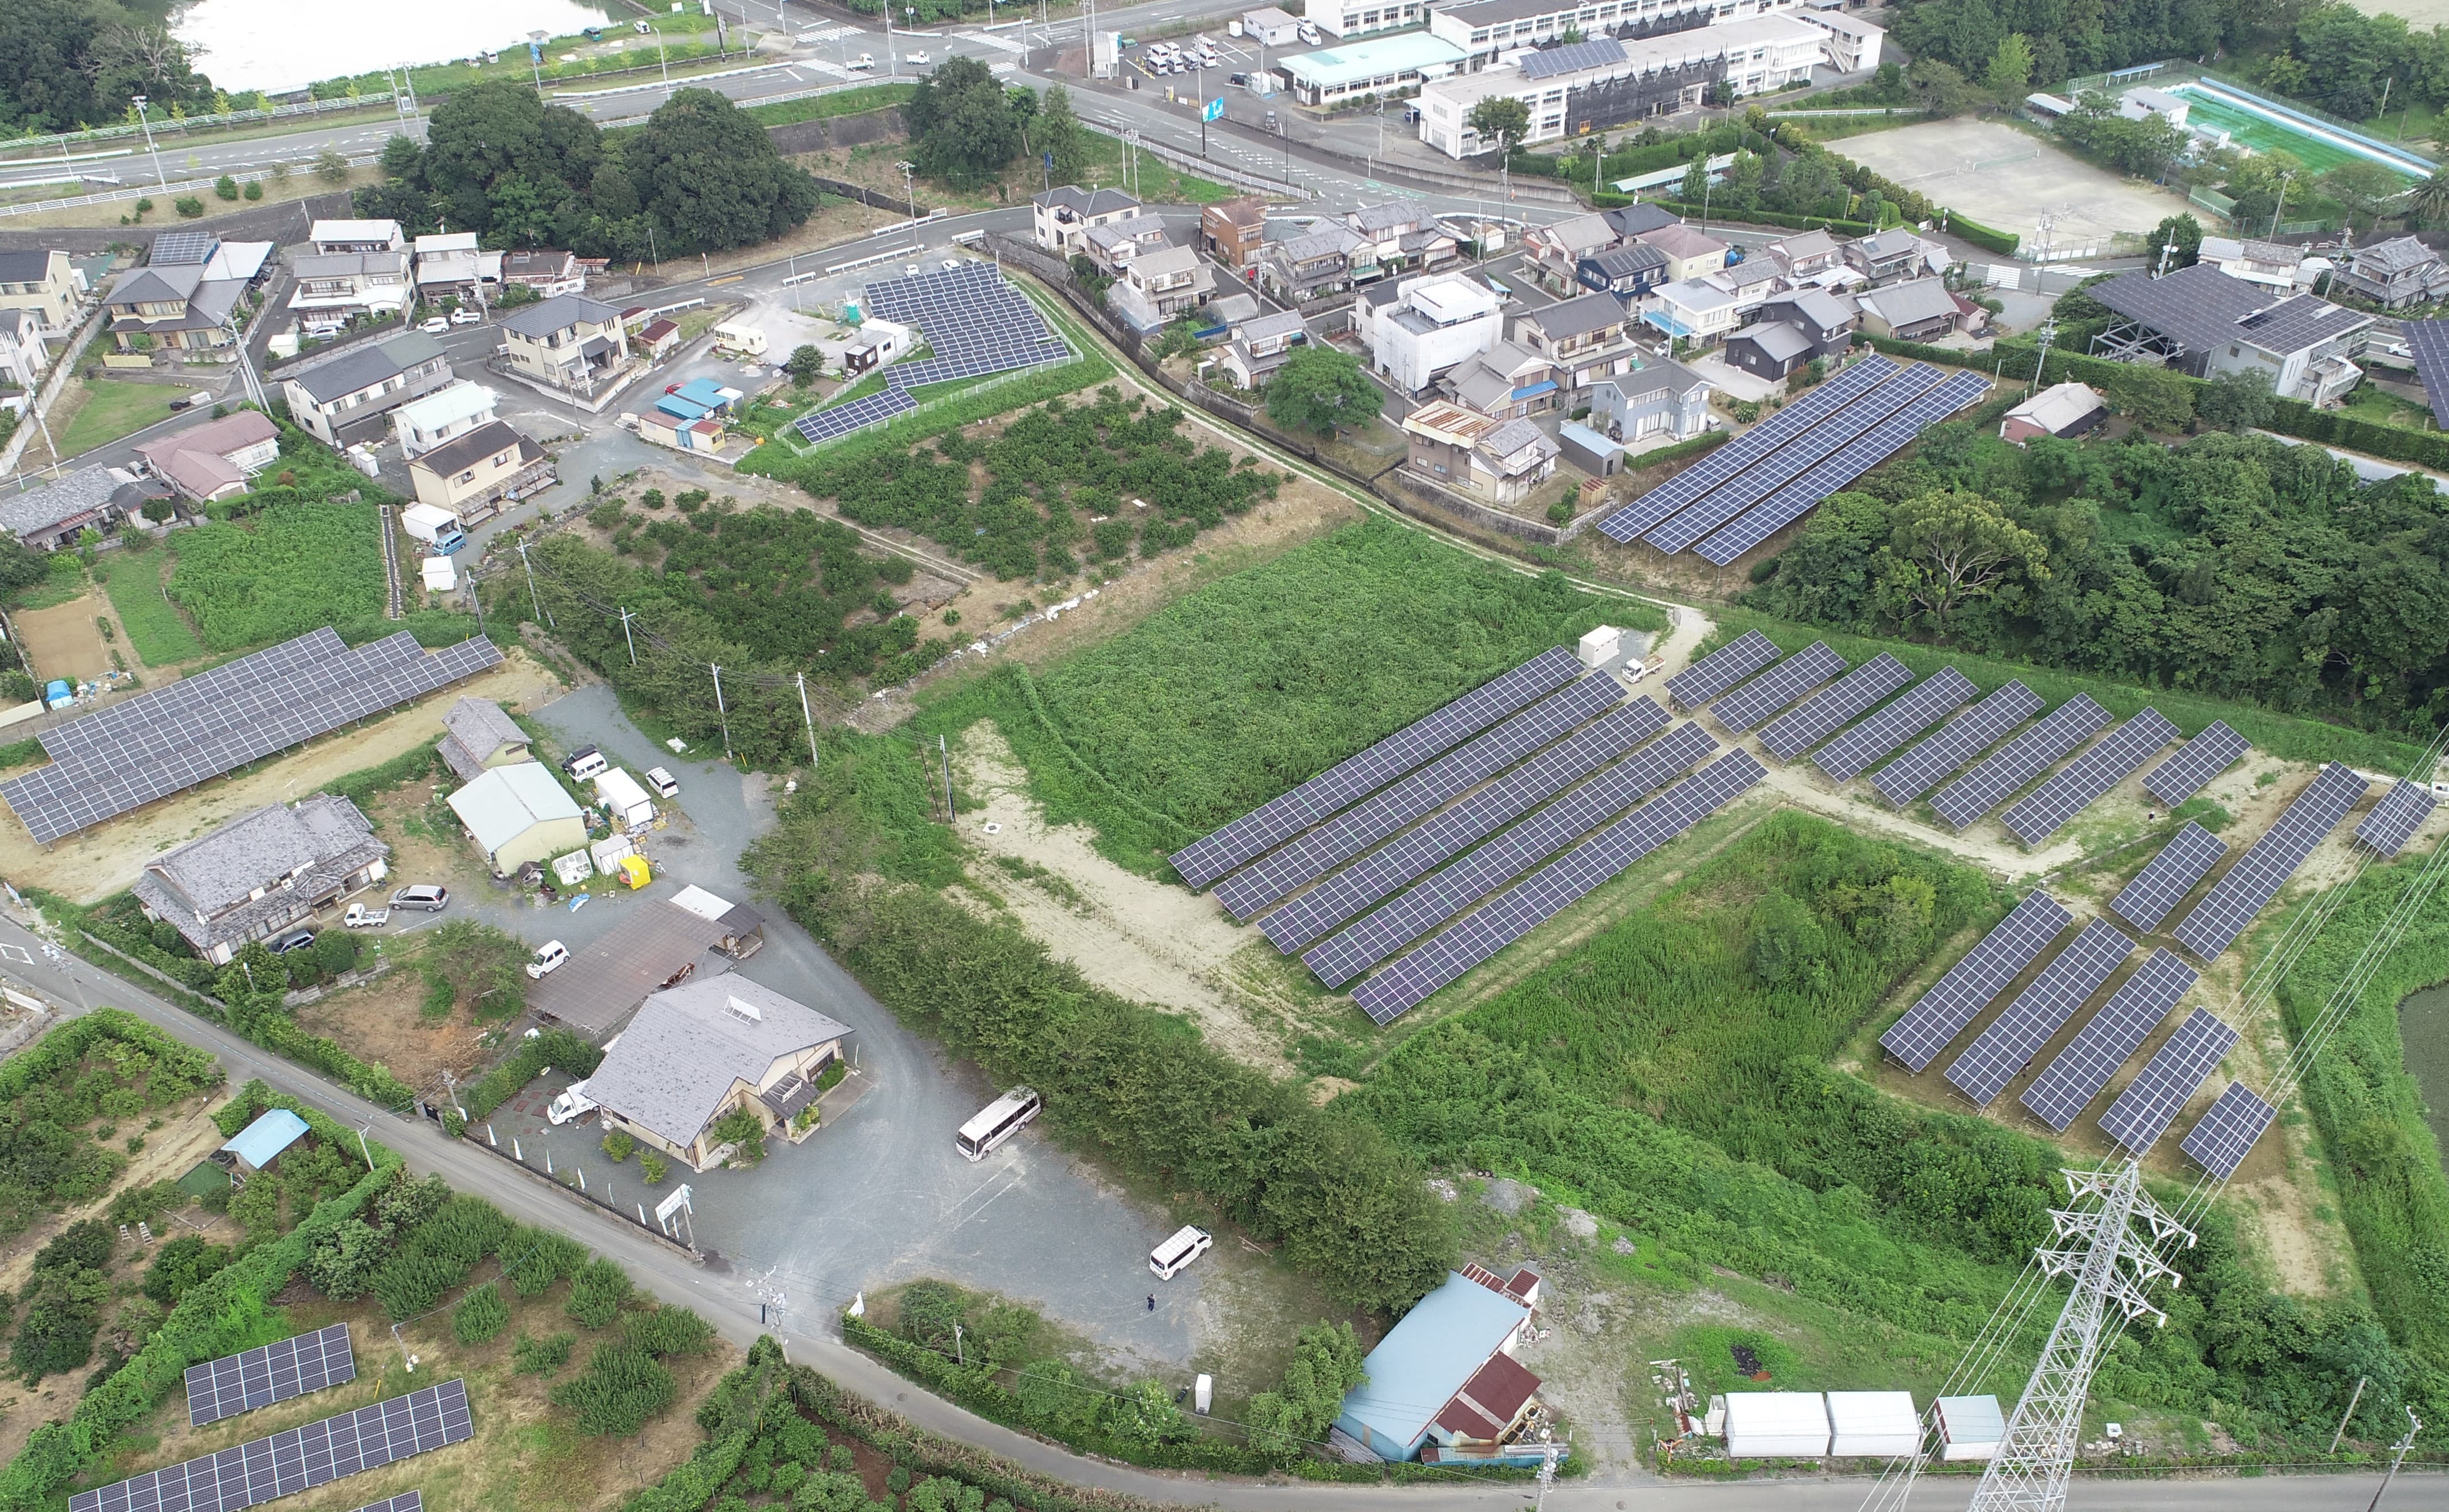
left=1429, top=0, right=1807, bottom=72
left=1243, top=5, right=1304, bottom=45
left=2119, top=86, right=2189, bottom=128
left=309, top=219, right=405, bottom=255
left=1796, top=9, right=1882, bottom=72
left=1359, top=272, right=1505, bottom=395
left=392, top=381, right=501, bottom=457
left=1032, top=186, right=1143, bottom=256
left=1310, top=0, right=1425, bottom=39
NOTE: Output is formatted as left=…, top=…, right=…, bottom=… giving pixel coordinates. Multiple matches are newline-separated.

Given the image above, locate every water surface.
left=172, top=0, right=628, bottom=92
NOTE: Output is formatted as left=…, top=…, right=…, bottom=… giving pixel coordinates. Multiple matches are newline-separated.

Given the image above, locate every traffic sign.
left=1203, top=96, right=1225, bottom=121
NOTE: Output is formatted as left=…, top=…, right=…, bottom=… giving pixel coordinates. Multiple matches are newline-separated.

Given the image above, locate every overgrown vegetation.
left=169, top=501, right=387, bottom=652
left=0, top=1011, right=219, bottom=1246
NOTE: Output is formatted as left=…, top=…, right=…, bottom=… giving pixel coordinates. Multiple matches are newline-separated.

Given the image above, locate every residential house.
left=1110, top=245, right=1214, bottom=332
left=1401, top=402, right=1562, bottom=507
left=1586, top=357, right=1712, bottom=443
left=1601, top=202, right=1680, bottom=240
left=1278, top=33, right=1471, bottom=106
left=2087, top=262, right=2371, bottom=406
left=2339, top=235, right=2449, bottom=309
left=134, top=410, right=282, bottom=503
left=1335, top=1266, right=1545, bottom=1463
left=278, top=328, right=455, bottom=445
left=1756, top=287, right=1858, bottom=358
left=105, top=240, right=273, bottom=352
left=499, top=293, right=632, bottom=394
left=1724, top=320, right=1815, bottom=380
left=0, top=464, right=164, bottom=550
left=586, top=976, right=854, bottom=1171
left=436, top=697, right=533, bottom=782
left=446, top=759, right=585, bottom=876
left=1259, top=226, right=1370, bottom=303
left=309, top=219, right=405, bottom=255
left=1512, top=291, right=1636, bottom=391
left=1999, top=380, right=2109, bottom=445
left=413, top=231, right=501, bottom=305
left=1032, top=186, right=1143, bottom=256
left=1575, top=242, right=1671, bottom=301
left=1854, top=279, right=1967, bottom=342
left=1702, top=256, right=1786, bottom=316
left=1525, top=213, right=1621, bottom=294
left=0, top=249, right=83, bottom=333
left=131, top=796, right=389, bottom=965
left=287, top=248, right=413, bottom=325
left=1347, top=202, right=1458, bottom=277
left=0, top=310, right=49, bottom=393
left=1640, top=278, right=1740, bottom=347
left=1763, top=228, right=1843, bottom=280
left=409, top=418, right=551, bottom=520
left=500, top=249, right=589, bottom=298
left=1844, top=226, right=1929, bottom=284
left=635, top=318, right=682, bottom=362
left=393, top=381, right=501, bottom=458
left=1360, top=273, right=1504, bottom=394
left=1083, top=214, right=1173, bottom=276
left=1441, top=340, right=1559, bottom=420
left=1220, top=309, right=1309, bottom=389
left=1202, top=198, right=1270, bottom=271
left=1635, top=223, right=1730, bottom=283
left=2197, top=236, right=2313, bottom=294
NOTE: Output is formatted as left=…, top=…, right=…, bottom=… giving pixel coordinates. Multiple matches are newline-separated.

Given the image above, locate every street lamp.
left=129, top=95, right=167, bottom=188
left=651, top=22, right=670, bottom=91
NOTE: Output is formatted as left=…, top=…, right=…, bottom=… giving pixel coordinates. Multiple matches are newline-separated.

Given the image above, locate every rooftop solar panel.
left=1813, top=666, right=1980, bottom=782
left=1213, top=674, right=1624, bottom=918
left=1943, top=919, right=2134, bottom=1106
left=2143, top=721, right=2249, bottom=807
left=2098, top=1008, right=2240, bottom=1154
left=1878, top=890, right=2073, bottom=1072
left=71, top=1380, right=472, bottom=1512
left=2179, top=1081, right=2279, bottom=1179
left=1259, top=699, right=1672, bottom=953
left=2404, top=316, right=2449, bottom=418
left=2019, top=949, right=2197, bottom=1130
left=1170, top=647, right=1583, bottom=889
left=1870, top=681, right=2046, bottom=809
left=2108, top=822, right=2229, bottom=932
left=1351, top=750, right=1765, bottom=1022
left=1756, top=653, right=1915, bottom=761
left=186, top=1324, right=355, bottom=1426
left=1664, top=630, right=1781, bottom=711
left=2171, top=763, right=2368, bottom=961
left=2356, top=779, right=2436, bottom=857
left=1708, top=642, right=1847, bottom=732
left=1930, top=694, right=2114, bottom=830
left=1999, top=707, right=2182, bottom=846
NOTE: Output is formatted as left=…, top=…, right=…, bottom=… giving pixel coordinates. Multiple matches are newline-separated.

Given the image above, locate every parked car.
left=941, top=258, right=961, bottom=271
left=267, top=928, right=317, bottom=955
left=645, top=766, right=681, bottom=798
left=343, top=903, right=389, bottom=929
left=562, top=745, right=608, bottom=780
left=449, top=307, right=482, bottom=325
left=417, top=317, right=450, bottom=334
left=547, top=1079, right=598, bottom=1125
left=525, top=940, right=570, bottom=979
left=391, top=884, right=450, bottom=911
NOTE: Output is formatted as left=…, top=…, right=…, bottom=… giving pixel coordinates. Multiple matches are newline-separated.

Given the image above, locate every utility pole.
left=618, top=606, right=637, bottom=665
left=898, top=160, right=917, bottom=218
left=795, top=671, right=820, bottom=771
left=2031, top=316, right=2057, bottom=394
left=2269, top=171, right=2294, bottom=241
left=886, top=1, right=896, bottom=78
left=2365, top=1409, right=2421, bottom=1512
left=710, top=664, right=732, bottom=761
left=2331, top=1376, right=2369, bottom=1455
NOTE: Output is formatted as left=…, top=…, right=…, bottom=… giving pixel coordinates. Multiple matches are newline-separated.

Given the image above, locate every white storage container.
left=589, top=833, right=637, bottom=876
left=1578, top=624, right=1621, bottom=668
left=1935, top=1395, right=2006, bottom=1461
left=594, top=767, right=655, bottom=830
left=1723, top=1392, right=1830, bottom=1459
left=1827, top=1391, right=1920, bottom=1457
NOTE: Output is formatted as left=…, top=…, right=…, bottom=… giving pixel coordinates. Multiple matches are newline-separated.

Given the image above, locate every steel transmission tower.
left=1967, top=1161, right=2193, bottom=1512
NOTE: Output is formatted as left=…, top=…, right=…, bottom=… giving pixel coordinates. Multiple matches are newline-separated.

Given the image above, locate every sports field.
left=2168, top=83, right=2428, bottom=181
left=1829, top=118, right=2192, bottom=244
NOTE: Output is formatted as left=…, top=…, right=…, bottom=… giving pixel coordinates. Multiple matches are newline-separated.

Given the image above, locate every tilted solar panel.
left=794, top=263, right=1066, bottom=445
left=1930, top=694, right=2113, bottom=830
left=1708, top=642, right=1847, bottom=732
left=1878, top=890, right=2073, bottom=1072
left=2108, top=822, right=2229, bottom=932
left=1757, top=653, right=1915, bottom=761
left=186, top=1324, right=355, bottom=1426
left=2171, top=763, right=2368, bottom=961
left=2019, top=949, right=2197, bottom=1130
left=71, top=1380, right=472, bottom=1512
left=1259, top=700, right=1674, bottom=953
left=1664, top=629, right=1782, bottom=711
left=2356, top=779, right=2436, bottom=857
left=2180, top=1081, right=2279, bottom=1179
left=1814, top=666, right=1980, bottom=781
left=791, top=388, right=918, bottom=444
left=1943, top=919, right=2134, bottom=1107
left=2098, top=1008, right=2240, bottom=1155
left=2404, top=316, right=2449, bottom=417
left=1870, top=681, right=2046, bottom=809
left=1999, top=707, right=2182, bottom=847
left=2143, top=720, right=2249, bottom=806
left=349, top=1495, right=423, bottom=1512
left=1170, top=647, right=1583, bottom=888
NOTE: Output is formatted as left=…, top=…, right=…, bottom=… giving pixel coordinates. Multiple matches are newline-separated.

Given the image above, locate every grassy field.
left=57, top=378, right=177, bottom=459
left=94, top=548, right=206, bottom=667
left=167, top=503, right=387, bottom=651
left=744, top=83, right=916, bottom=128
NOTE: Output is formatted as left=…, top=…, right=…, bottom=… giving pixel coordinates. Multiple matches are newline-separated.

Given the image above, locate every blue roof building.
left=220, top=1108, right=310, bottom=1172
left=1335, top=1266, right=1544, bottom=1463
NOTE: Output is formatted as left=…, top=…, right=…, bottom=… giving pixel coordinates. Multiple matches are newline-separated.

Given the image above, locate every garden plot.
left=15, top=591, right=117, bottom=684
left=1829, top=118, right=2194, bottom=244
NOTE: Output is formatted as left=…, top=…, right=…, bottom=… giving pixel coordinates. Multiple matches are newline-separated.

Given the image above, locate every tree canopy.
left=1466, top=95, right=1531, bottom=151
left=625, top=88, right=821, bottom=255
left=1266, top=348, right=1382, bottom=438
left=906, top=57, right=1029, bottom=189
left=0, top=0, right=214, bottom=133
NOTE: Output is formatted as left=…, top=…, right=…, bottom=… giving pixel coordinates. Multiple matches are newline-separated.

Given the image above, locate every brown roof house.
left=436, top=697, right=533, bottom=782
left=134, top=411, right=282, bottom=503
left=585, top=976, right=854, bottom=1169
left=1402, top=401, right=1561, bottom=507
left=1202, top=197, right=1269, bottom=270
left=133, top=797, right=388, bottom=965
left=409, top=419, right=551, bottom=521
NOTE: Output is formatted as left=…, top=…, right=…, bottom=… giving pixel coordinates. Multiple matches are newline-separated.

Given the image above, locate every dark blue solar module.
left=1999, top=707, right=2182, bottom=847
left=2098, top=1007, right=2240, bottom=1155
left=790, top=262, right=1067, bottom=445
left=1879, top=890, right=2073, bottom=1072
left=1756, top=653, right=1915, bottom=761
left=186, top=1324, right=353, bottom=1426
left=1664, top=629, right=1782, bottom=711
left=2108, top=822, right=2228, bottom=933
left=1708, top=642, right=1847, bottom=732
left=2143, top=721, right=2249, bottom=807
left=2356, top=779, right=2436, bottom=857
left=2180, top=1080, right=2278, bottom=1178
left=1870, top=680, right=2045, bottom=808
left=2019, top=948, right=2197, bottom=1131
left=1929, top=694, right=2113, bottom=831
left=790, top=388, right=918, bottom=444
left=71, top=1380, right=472, bottom=1512
left=1813, top=666, right=1981, bottom=782
left=1943, top=919, right=2134, bottom=1107
left=2172, top=763, right=2367, bottom=961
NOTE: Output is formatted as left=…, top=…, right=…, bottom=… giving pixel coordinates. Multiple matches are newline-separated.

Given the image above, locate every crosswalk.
left=798, top=24, right=863, bottom=42
left=956, top=30, right=1028, bottom=53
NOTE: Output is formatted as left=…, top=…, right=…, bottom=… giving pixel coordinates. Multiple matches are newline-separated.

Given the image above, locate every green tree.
left=2149, top=213, right=2202, bottom=270
left=2320, top=160, right=2403, bottom=230
left=907, top=57, right=1022, bottom=190
left=1879, top=488, right=2050, bottom=634
left=415, top=80, right=602, bottom=246
left=784, top=344, right=825, bottom=386
left=2196, top=367, right=2275, bottom=433
left=1906, top=59, right=1986, bottom=118
left=1983, top=33, right=2034, bottom=96
left=315, top=150, right=349, bottom=183
left=1244, top=1322, right=1366, bottom=1456
left=566, top=1257, right=634, bottom=1328
left=1466, top=95, right=1530, bottom=155
left=1679, top=154, right=1708, bottom=203
left=1100, top=1380, right=1193, bottom=1449
left=379, top=133, right=423, bottom=179
left=627, top=87, right=821, bottom=254
left=1034, top=84, right=1091, bottom=186
left=1266, top=346, right=1380, bottom=438
left=453, top=1281, right=511, bottom=1344
left=213, top=174, right=239, bottom=201
left=421, top=919, right=528, bottom=1018
left=2102, top=362, right=2195, bottom=433
left=2408, top=166, right=2449, bottom=228
left=550, top=1340, right=675, bottom=1434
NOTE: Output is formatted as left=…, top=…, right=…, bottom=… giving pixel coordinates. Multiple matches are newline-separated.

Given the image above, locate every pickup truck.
left=343, top=903, right=390, bottom=929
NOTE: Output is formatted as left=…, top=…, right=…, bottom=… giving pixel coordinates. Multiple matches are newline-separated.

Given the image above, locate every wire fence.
left=0, top=153, right=380, bottom=219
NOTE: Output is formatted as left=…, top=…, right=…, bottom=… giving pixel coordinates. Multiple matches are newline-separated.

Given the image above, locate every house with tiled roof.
left=586, top=976, right=855, bottom=1169
left=133, top=797, right=388, bottom=964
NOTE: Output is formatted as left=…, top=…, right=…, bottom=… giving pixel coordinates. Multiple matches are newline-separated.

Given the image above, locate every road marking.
left=706, top=274, right=744, bottom=286
left=0, top=944, right=31, bottom=963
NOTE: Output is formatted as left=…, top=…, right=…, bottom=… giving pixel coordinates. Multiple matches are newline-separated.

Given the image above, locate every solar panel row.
left=1258, top=699, right=1673, bottom=953
left=2143, top=721, right=2249, bottom=807
left=2098, top=1008, right=2240, bottom=1155
left=791, top=263, right=1067, bottom=446
left=1756, top=653, right=1914, bottom=761
left=1171, top=647, right=1583, bottom=888
left=1813, top=666, right=1981, bottom=782
left=71, top=1380, right=472, bottom=1512
left=2019, top=949, right=2198, bottom=1130
left=1664, top=629, right=1781, bottom=711
left=1943, top=919, right=2135, bottom=1107
left=2402, top=316, right=2449, bottom=420
left=1999, top=707, right=2182, bottom=847
left=2179, top=1080, right=2279, bottom=1179
left=2171, top=763, right=2368, bottom=961
left=1929, top=694, right=2113, bottom=831
left=1879, top=890, right=2073, bottom=1072
left=186, top=1324, right=354, bottom=1427
left=2108, top=822, right=2229, bottom=933
left=2356, top=779, right=2437, bottom=857
left=1708, top=642, right=1848, bottom=732
left=1870, top=681, right=2045, bottom=809
left=1351, top=751, right=1766, bottom=1022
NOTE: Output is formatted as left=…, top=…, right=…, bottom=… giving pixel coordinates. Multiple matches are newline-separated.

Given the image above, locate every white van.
left=1149, top=1225, right=1213, bottom=1280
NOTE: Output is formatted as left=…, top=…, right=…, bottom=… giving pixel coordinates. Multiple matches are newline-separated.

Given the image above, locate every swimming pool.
left=2167, top=80, right=2435, bottom=182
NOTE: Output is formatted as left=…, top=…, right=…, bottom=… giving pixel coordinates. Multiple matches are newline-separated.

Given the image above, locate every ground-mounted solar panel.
left=2098, top=1008, right=2241, bottom=1154
left=1213, top=674, right=1624, bottom=918
left=2172, top=763, right=2369, bottom=961
left=1708, top=642, right=1848, bottom=732
left=349, top=1495, right=422, bottom=1512
left=1878, top=890, right=2073, bottom=1072
left=2019, top=949, right=2198, bottom=1130
left=71, top=1380, right=473, bottom=1512
left=1170, top=647, right=1583, bottom=889
left=1663, top=629, right=1782, bottom=711
left=1304, top=723, right=1718, bottom=987
left=186, top=1324, right=355, bottom=1427
left=1814, top=667, right=1981, bottom=782
left=1259, top=699, right=1674, bottom=953
left=1352, top=751, right=1766, bottom=1023
left=2108, top=822, right=2229, bottom=932
left=1756, top=654, right=1915, bottom=761
left=790, top=388, right=918, bottom=444
left=792, top=263, right=1067, bottom=445
left=1930, top=695, right=2114, bottom=830
left=1870, top=681, right=2046, bottom=809
left=2356, top=779, right=2437, bottom=857
left=2143, top=721, right=2249, bottom=807
left=1998, top=707, right=2182, bottom=847
left=2179, top=1081, right=2279, bottom=1179
left=2405, top=316, right=2449, bottom=417
left=1943, top=919, right=2135, bottom=1107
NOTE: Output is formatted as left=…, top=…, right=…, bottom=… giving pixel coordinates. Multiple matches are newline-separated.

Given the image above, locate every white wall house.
left=1359, top=273, right=1505, bottom=395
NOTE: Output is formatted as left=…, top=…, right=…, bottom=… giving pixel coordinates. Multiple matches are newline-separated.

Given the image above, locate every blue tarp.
left=656, top=393, right=712, bottom=422
left=220, top=1108, right=309, bottom=1169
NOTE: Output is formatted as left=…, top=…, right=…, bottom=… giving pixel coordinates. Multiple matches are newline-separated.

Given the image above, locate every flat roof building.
left=1277, top=32, right=1469, bottom=104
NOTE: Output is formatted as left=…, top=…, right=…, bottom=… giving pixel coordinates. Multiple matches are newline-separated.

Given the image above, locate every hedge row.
left=459, top=1026, right=604, bottom=1122
left=1589, top=193, right=1873, bottom=236
left=0, top=1008, right=220, bottom=1108
left=1947, top=214, right=2020, bottom=256
left=1625, top=429, right=1732, bottom=472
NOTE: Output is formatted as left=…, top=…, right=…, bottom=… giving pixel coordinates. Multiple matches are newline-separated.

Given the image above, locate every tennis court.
left=2167, top=82, right=2432, bottom=182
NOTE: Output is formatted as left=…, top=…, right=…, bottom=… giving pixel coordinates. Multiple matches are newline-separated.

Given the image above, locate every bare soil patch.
left=17, top=590, right=117, bottom=684
left=294, top=967, right=489, bottom=1102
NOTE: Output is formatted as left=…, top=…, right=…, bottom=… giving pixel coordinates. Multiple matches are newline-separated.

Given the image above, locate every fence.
left=457, top=1118, right=703, bottom=1255
left=1079, top=118, right=1306, bottom=199
left=78, top=930, right=230, bottom=1011
left=0, top=93, right=401, bottom=158
left=0, top=153, right=380, bottom=220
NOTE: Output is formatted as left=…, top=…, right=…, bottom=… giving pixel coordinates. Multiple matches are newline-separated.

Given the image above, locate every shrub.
left=242, top=181, right=262, bottom=201
left=622, top=1305, right=715, bottom=1357
left=174, top=196, right=205, bottom=218
left=640, top=1153, right=668, bottom=1185
left=453, top=1282, right=510, bottom=1344
left=502, top=1224, right=589, bottom=1296
left=551, top=1340, right=676, bottom=1435
left=709, top=1105, right=766, bottom=1163
left=141, top=1236, right=231, bottom=1305
left=514, top=1330, right=576, bottom=1375
left=213, top=176, right=239, bottom=201
left=566, top=1257, right=633, bottom=1328
left=602, top=1130, right=636, bottom=1163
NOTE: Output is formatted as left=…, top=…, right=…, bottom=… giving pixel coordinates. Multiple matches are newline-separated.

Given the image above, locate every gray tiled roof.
left=2352, top=236, right=2437, bottom=275
left=1859, top=278, right=1961, bottom=328
left=1733, top=321, right=1813, bottom=363
left=1349, top=201, right=1425, bottom=236
left=0, top=250, right=59, bottom=283
left=1521, top=290, right=1625, bottom=341
left=0, top=465, right=124, bottom=538
left=416, top=420, right=534, bottom=478
left=132, top=797, right=384, bottom=953
left=1767, top=287, right=1855, bottom=331
left=1237, top=309, right=1309, bottom=343
left=586, top=975, right=854, bottom=1149
left=378, top=329, right=449, bottom=368
left=437, top=697, right=529, bottom=780
left=1602, top=202, right=1678, bottom=238
left=283, top=343, right=402, bottom=405
left=1036, top=184, right=1140, bottom=217
left=500, top=293, right=622, bottom=338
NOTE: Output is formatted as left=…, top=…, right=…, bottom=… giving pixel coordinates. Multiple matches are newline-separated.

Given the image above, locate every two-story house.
left=2197, top=236, right=2313, bottom=295
left=1110, top=245, right=1214, bottom=332
left=1441, top=341, right=1558, bottom=420
left=1724, top=319, right=1816, bottom=380
left=1640, top=278, right=1740, bottom=347
left=1220, top=309, right=1309, bottom=388
left=408, top=418, right=552, bottom=520
left=1763, top=228, right=1844, bottom=280
left=413, top=231, right=501, bottom=305
left=1602, top=202, right=1679, bottom=241
left=1634, top=223, right=1731, bottom=283
left=2087, top=263, right=2372, bottom=406
left=1703, top=257, right=1786, bottom=317
left=288, top=248, right=413, bottom=325
left=1033, top=186, right=1143, bottom=256
left=278, top=329, right=456, bottom=445
left=1348, top=201, right=1458, bottom=277
left=132, top=796, right=389, bottom=965
left=309, top=218, right=405, bottom=256
left=1854, top=279, right=1970, bottom=343
left=1360, top=273, right=1505, bottom=395
left=1083, top=214, right=1173, bottom=276
left=585, top=975, right=854, bottom=1171
left=0, top=310, right=49, bottom=393
left=1512, top=291, right=1636, bottom=391
left=1524, top=213, right=1621, bottom=295
left=1755, top=288, right=1859, bottom=359
left=1844, top=227, right=1931, bottom=285
left=1587, top=357, right=1713, bottom=444
left=1202, top=197, right=1270, bottom=271
left=500, top=293, right=632, bottom=394
left=393, top=380, right=501, bottom=457
left=1401, top=401, right=1560, bottom=507
left=134, top=410, right=282, bottom=503
left=2339, top=236, right=2449, bottom=309
left=0, top=249, right=83, bottom=334
left=104, top=265, right=231, bottom=353
left=501, top=249, right=589, bottom=298
left=1259, top=226, right=1371, bottom=303
left=1575, top=242, right=1670, bottom=301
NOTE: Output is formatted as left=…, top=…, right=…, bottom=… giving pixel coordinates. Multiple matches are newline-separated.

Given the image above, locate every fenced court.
left=1828, top=118, right=2194, bottom=245
left=2165, top=79, right=2436, bottom=182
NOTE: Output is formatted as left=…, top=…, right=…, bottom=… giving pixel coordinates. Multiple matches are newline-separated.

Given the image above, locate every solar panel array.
left=2180, top=1081, right=2279, bottom=1179
left=2356, top=779, right=2437, bottom=857
left=1931, top=695, right=2113, bottom=830
left=1258, top=701, right=1673, bottom=953
left=791, top=262, right=1068, bottom=446
left=186, top=1325, right=355, bottom=1427
left=1696, top=372, right=1995, bottom=566
left=1664, top=629, right=1781, bottom=711
left=1595, top=359, right=1900, bottom=542
left=1879, top=890, right=2073, bottom=1072
left=1999, top=707, right=2182, bottom=847
left=71, top=1380, right=473, bottom=1512
left=2172, top=763, right=2369, bottom=961
left=1171, top=647, right=1581, bottom=888
left=2404, top=316, right=2449, bottom=418
left=1213, top=674, right=1623, bottom=918
left=1352, top=751, right=1766, bottom=1023
left=1, top=630, right=502, bottom=844
left=1756, top=653, right=1914, bottom=761
left=2098, top=1008, right=2240, bottom=1154
left=1943, top=919, right=2134, bottom=1106
left=2108, top=822, right=2229, bottom=932
left=1709, top=642, right=1847, bottom=732
left=1813, top=667, right=1980, bottom=781
left=1870, top=681, right=2045, bottom=809
left=1304, top=723, right=1718, bottom=987
left=2019, top=949, right=2197, bottom=1130
left=350, top=1495, right=422, bottom=1512
left=2143, top=720, right=2249, bottom=806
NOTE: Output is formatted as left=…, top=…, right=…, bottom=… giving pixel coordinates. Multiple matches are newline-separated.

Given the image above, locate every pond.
left=2399, top=983, right=2449, bottom=1173
left=170, top=0, right=628, bottom=93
